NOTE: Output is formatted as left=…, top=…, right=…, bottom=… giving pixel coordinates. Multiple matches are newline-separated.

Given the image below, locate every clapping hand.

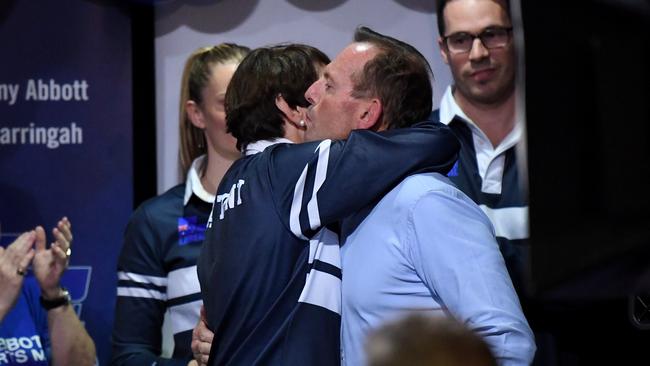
left=0, top=231, right=36, bottom=320
left=32, top=217, right=73, bottom=299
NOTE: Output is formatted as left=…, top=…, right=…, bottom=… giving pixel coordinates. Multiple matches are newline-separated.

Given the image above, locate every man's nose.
left=305, top=80, right=319, bottom=105
left=468, top=38, right=489, bottom=61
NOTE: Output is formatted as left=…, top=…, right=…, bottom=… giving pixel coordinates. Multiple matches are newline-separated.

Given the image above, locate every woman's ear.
left=275, top=94, right=304, bottom=128
left=186, top=100, right=206, bottom=129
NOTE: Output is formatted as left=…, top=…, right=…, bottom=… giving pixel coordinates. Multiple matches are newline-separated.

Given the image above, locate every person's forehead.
left=205, top=62, right=235, bottom=93
left=444, top=0, right=511, bottom=33
left=327, top=43, right=377, bottom=81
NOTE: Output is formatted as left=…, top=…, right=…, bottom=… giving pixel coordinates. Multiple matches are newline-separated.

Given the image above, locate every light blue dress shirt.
left=340, top=173, right=535, bottom=366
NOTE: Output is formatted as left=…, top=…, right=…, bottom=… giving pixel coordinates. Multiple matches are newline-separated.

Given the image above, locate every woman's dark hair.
left=226, top=44, right=330, bottom=150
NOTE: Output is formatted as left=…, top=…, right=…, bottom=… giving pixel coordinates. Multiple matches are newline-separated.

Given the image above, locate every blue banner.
left=0, top=1, right=133, bottom=364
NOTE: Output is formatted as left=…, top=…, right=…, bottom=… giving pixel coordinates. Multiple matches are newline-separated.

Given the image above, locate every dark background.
left=523, top=0, right=650, bottom=364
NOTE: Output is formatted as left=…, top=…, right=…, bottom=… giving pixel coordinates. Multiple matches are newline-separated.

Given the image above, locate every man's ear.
left=438, top=37, right=450, bottom=65
left=275, top=94, right=303, bottom=126
left=358, top=98, right=383, bottom=130
left=186, top=100, right=206, bottom=129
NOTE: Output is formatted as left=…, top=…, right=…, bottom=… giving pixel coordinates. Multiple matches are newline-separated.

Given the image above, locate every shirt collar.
left=183, top=155, right=215, bottom=206
left=243, top=138, right=294, bottom=156
left=439, top=85, right=521, bottom=152
left=440, top=85, right=472, bottom=126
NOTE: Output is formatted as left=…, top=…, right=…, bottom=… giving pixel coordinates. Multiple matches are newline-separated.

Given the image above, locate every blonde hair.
left=178, top=43, right=250, bottom=179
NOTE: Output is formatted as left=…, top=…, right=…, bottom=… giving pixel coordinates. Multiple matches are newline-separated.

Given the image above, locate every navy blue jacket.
left=198, top=121, right=459, bottom=366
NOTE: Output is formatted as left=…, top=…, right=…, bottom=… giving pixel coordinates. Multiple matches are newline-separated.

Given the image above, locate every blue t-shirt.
left=0, top=276, right=51, bottom=365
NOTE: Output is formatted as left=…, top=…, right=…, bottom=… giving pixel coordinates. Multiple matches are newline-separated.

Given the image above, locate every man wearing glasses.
left=434, top=0, right=529, bottom=297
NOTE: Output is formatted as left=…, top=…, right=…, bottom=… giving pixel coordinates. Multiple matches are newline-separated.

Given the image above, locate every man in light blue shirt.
left=340, top=173, right=535, bottom=366
left=304, top=27, right=535, bottom=366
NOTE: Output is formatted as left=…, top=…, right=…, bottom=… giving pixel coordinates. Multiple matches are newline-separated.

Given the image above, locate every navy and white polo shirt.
left=112, top=156, right=214, bottom=366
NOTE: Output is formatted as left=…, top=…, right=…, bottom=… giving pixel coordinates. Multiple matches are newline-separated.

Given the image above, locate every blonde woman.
left=111, top=44, right=249, bottom=366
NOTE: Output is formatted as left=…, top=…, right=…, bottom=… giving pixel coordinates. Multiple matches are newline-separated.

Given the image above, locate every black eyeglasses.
left=443, top=27, right=513, bottom=54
